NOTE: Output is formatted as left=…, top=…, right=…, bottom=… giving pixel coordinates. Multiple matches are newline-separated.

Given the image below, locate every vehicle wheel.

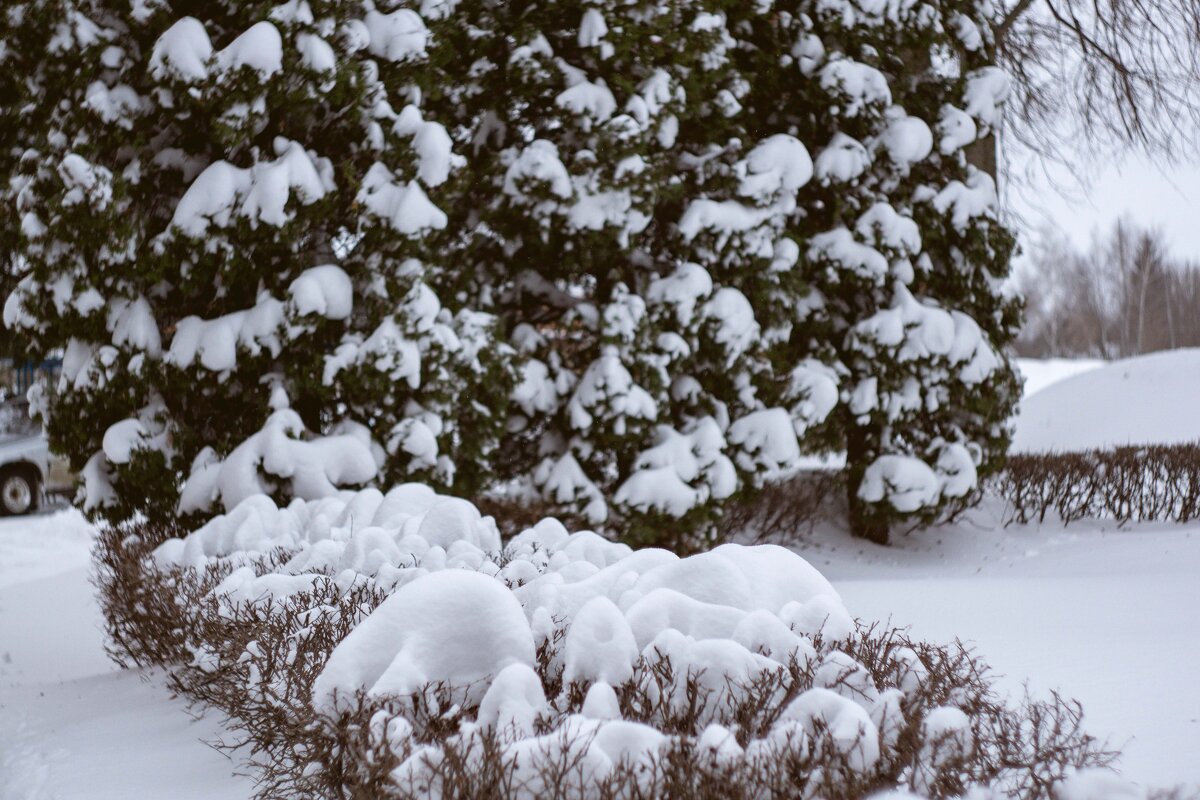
left=0, top=468, right=39, bottom=516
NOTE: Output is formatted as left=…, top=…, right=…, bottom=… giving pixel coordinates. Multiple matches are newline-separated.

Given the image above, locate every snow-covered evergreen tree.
left=717, top=0, right=1022, bottom=543
left=3, top=0, right=1019, bottom=544
left=1, top=0, right=513, bottom=524
left=401, top=0, right=778, bottom=547
left=414, top=0, right=1020, bottom=544
left=0, top=4, right=57, bottom=355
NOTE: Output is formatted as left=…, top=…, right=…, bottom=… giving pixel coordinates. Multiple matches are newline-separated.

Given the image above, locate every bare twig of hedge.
left=996, top=443, right=1200, bottom=526
left=717, top=470, right=845, bottom=544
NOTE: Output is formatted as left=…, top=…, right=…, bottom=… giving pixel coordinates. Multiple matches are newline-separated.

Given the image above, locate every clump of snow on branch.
left=177, top=410, right=377, bottom=514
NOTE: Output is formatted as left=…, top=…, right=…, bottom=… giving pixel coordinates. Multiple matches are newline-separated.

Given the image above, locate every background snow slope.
left=0, top=508, right=254, bottom=800
left=1014, top=356, right=1105, bottom=399
left=1013, top=349, right=1200, bottom=452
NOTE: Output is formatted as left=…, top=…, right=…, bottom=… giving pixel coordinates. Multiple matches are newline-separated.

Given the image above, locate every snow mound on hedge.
left=155, top=485, right=501, bottom=569
left=154, top=488, right=852, bottom=719
left=1013, top=349, right=1200, bottom=453
left=313, top=570, right=536, bottom=709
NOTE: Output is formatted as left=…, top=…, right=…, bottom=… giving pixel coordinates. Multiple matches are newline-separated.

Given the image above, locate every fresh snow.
left=819, top=502, right=1200, bottom=792
left=2, top=358, right=1195, bottom=795
left=736, top=134, right=813, bottom=202
left=289, top=264, right=354, bottom=321
left=0, top=509, right=254, bottom=800
left=929, top=169, right=998, bottom=233
left=314, top=569, right=536, bottom=713
left=878, top=114, right=933, bottom=169
left=937, top=105, right=977, bottom=155
left=1015, top=356, right=1105, bottom=399
left=819, top=59, right=891, bottom=117
left=165, top=295, right=286, bottom=372
left=555, top=80, right=618, bottom=123
left=170, top=140, right=332, bottom=237
left=963, top=66, right=1010, bottom=130
left=162, top=490, right=875, bottom=786
left=176, top=409, right=378, bottom=514
left=814, top=132, right=870, bottom=184
left=148, top=17, right=212, bottom=82
left=357, top=162, right=448, bottom=234
left=364, top=8, right=430, bottom=63
left=216, top=22, right=283, bottom=78
left=1013, top=349, right=1199, bottom=452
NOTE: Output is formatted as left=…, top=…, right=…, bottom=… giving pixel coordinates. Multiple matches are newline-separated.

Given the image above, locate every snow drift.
left=1013, top=349, right=1200, bottom=453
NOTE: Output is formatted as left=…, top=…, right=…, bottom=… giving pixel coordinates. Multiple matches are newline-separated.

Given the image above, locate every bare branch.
left=994, top=0, right=1200, bottom=172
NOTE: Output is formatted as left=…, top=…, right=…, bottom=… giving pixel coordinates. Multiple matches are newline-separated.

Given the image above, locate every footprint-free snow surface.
left=1014, top=356, right=1105, bottom=400
left=2, top=502, right=1198, bottom=793
left=0, top=508, right=254, bottom=800
left=815, top=506, right=1200, bottom=792
left=1013, top=349, right=1200, bottom=452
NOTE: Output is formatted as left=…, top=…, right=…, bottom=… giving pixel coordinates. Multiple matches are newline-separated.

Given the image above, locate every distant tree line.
left=1015, top=219, right=1200, bottom=358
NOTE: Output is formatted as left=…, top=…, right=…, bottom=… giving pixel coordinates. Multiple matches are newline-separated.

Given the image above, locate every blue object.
left=3, top=358, right=62, bottom=395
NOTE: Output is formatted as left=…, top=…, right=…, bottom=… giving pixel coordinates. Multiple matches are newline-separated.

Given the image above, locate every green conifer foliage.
left=3, top=0, right=513, bottom=525
left=413, top=0, right=1021, bottom=544
left=3, top=0, right=1020, bottom=545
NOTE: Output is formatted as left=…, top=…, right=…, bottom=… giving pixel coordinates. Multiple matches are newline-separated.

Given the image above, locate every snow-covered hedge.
left=93, top=487, right=1135, bottom=799
left=4, top=0, right=1021, bottom=545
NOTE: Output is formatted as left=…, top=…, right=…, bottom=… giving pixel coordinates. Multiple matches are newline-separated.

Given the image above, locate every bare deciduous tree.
left=996, top=0, right=1200, bottom=166
left=1017, top=218, right=1200, bottom=358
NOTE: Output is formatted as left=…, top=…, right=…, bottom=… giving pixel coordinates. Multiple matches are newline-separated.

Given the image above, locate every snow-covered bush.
left=97, top=488, right=1126, bottom=799
left=4, top=0, right=1020, bottom=542
left=1, top=1, right=514, bottom=525
left=402, top=0, right=1021, bottom=543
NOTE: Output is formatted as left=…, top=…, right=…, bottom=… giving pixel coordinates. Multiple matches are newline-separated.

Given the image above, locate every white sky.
left=1005, top=150, right=1200, bottom=265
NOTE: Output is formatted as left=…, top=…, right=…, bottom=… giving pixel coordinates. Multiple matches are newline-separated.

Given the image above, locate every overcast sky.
left=1007, top=151, right=1200, bottom=266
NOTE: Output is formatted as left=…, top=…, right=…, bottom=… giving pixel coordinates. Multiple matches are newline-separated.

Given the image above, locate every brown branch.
left=995, top=0, right=1039, bottom=44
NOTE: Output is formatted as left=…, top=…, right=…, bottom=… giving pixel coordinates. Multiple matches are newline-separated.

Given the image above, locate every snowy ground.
left=1, top=356, right=1196, bottom=796
left=0, top=508, right=254, bottom=800
left=815, top=507, right=1200, bottom=792
left=4, top=511, right=1198, bottom=794
left=1014, top=349, right=1200, bottom=452
left=1014, top=356, right=1105, bottom=399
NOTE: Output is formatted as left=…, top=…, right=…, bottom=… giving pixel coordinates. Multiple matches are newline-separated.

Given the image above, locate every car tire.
left=0, top=468, right=39, bottom=516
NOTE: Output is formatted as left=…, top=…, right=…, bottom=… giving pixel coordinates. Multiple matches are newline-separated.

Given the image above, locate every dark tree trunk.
left=845, top=426, right=890, bottom=545
left=966, top=131, right=997, bottom=179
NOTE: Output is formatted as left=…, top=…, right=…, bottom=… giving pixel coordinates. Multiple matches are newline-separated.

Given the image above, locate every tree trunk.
left=845, top=427, right=890, bottom=545
left=1165, top=273, right=1176, bottom=349
left=1137, top=263, right=1149, bottom=354
left=965, top=132, right=998, bottom=179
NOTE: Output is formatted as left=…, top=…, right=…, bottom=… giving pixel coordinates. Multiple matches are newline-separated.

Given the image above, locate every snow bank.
left=1013, top=349, right=1200, bottom=453
left=0, top=508, right=96, bottom=590
left=0, top=509, right=257, bottom=799
left=1015, top=357, right=1105, bottom=399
